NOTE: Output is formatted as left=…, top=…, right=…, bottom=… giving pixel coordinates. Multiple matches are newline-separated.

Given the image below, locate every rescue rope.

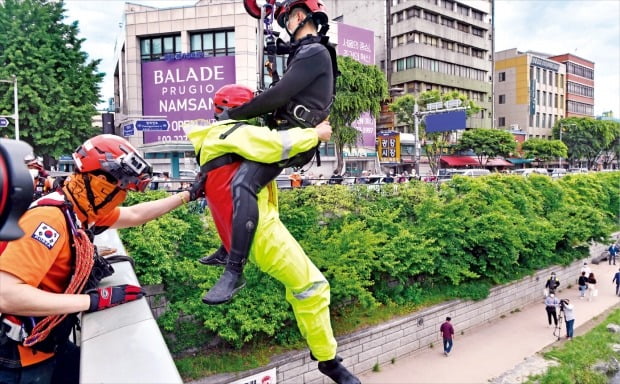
left=23, top=229, right=94, bottom=347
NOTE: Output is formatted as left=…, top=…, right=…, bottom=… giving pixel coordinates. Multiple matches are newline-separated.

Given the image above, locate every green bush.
left=119, top=172, right=620, bottom=357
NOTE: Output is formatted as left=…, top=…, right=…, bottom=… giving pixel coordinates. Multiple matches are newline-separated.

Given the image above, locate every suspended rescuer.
left=188, top=84, right=360, bottom=384
left=0, top=134, right=198, bottom=384
left=199, top=0, right=340, bottom=305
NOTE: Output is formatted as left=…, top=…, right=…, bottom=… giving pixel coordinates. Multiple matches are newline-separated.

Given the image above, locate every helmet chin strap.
left=286, top=13, right=313, bottom=41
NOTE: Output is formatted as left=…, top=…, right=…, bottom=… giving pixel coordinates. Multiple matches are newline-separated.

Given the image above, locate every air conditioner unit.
left=510, top=124, right=519, bottom=130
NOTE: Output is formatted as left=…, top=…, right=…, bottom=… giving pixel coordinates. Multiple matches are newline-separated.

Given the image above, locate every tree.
left=390, top=90, right=481, bottom=175
left=0, top=0, right=103, bottom=164
left=330, top=56, right=388, bottom=172
left=554, top=117, right=618, bottom=169
left=456, top=129, right=517, bottom=167
left=521, top=138, right=567, bottom=167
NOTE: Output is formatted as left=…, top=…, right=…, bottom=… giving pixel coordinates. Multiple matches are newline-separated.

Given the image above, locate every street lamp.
left=0, top=75, right=19, bottom=141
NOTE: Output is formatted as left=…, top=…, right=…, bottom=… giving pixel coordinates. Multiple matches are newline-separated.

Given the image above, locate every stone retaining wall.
left=187, top=242, right=609, bottom=384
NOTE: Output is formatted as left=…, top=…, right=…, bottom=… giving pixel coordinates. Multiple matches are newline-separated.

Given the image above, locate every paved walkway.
left=359, top=260, right=620, bottom=384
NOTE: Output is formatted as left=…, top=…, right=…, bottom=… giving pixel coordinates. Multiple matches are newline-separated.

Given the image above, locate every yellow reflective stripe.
left=293, top=281, right=327, bottom=300
left=279, top=130, right=293, bottom=160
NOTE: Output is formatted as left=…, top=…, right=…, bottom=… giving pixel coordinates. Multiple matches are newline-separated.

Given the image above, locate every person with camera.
left=560, top=299, right=575, bottom=340
left=0, top=135, right=197, bottom=384
left=544, top=293, right=560, bottom=328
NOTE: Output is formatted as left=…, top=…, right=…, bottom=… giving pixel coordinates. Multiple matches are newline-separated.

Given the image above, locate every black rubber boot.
left=318, top=357, right=361, bottom=384
left=198, top=245, right=228, bottom=266
left=202, top=261, right=246, bottom=305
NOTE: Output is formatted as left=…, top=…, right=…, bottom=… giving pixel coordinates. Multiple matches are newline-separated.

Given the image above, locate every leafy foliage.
left=456, top=128, right=518, bottom=167
left=554, top=117, right=620, bottom=170
left=521, top=138, right=567, bottom=166
left=0, top=0, right=103, bottom=162
left=330, top=56, right=388, bottom=171
left=118, top=172, right=620, bottom=364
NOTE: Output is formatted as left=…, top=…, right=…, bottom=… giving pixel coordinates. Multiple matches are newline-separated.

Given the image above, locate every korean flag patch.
left=32, top=223, right=61, bottom=249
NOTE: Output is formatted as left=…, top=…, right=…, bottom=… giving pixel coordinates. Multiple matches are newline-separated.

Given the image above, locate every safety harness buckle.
left=293, top=104, right=311, bottom=122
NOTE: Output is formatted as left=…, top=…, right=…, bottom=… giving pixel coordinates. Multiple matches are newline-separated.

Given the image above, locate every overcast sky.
left=63, top=0, right=619, bottom=117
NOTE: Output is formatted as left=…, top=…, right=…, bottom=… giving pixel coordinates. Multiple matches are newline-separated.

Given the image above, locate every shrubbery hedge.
left=120, top=172, right=619, bottom=354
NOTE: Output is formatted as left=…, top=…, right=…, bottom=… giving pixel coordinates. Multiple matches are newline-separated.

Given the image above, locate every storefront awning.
left=441, top=156, right=514, bottom=167
left=440, top=156, right=479, bottom=167
left=507, top=158, right=534, bottom=165
left=485, top=158, right=514, bottom=167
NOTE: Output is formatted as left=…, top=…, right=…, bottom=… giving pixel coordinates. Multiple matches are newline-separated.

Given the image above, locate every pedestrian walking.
left=612, top=268, right=620, bottom=296
left=440, top=317, right=455, bottom=356
left=580, top=262, right=591, bottom=277
left=609, top=243, right=619, bottom=265
left=578, top=271, right=588, bottom=298
left=544, top=293, right=560, bottom=327
left=544, top=272, right=560, bottom=297
left=561, top=299, right=575, bottom=340
left=587, top=272, right=598, bottom=301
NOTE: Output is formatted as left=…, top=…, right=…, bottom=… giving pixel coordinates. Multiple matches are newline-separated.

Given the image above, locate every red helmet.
left=214, top=84, right=255, bottom=114
left=72, top=134, right=152, bottom=192
left=275, top=0, right=328, bottom=30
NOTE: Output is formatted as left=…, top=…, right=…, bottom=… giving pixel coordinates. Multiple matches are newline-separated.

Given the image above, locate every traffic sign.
left=0, top=117, right=9, bottom=128
left=123, top=123, right=135, bottom=137
left=135, top=120, right=169, bottom=131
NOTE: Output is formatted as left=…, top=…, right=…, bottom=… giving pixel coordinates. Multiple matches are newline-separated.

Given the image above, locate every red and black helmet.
left=214, top=84, right=255, bottom=114
left=275, top=0, right=328, bottom=31
left=72, top=134, right=152, bottom=192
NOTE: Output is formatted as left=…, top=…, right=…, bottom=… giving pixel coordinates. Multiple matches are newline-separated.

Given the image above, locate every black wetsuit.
left=213, top=35, right=336, bottom=269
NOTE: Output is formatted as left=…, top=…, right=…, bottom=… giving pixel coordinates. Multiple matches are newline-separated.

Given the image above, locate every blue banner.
left=425, top=110, right=467, bottom=133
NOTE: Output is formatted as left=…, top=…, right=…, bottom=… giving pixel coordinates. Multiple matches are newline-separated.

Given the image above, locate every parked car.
left=512, top=168, right=549, bottom=177
left=548, top=168, right=567, bottom=178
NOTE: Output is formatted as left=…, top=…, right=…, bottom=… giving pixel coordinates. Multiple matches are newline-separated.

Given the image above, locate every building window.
left=190, top=29, right=235, bottom=56
left=442, top=40, right=454, bottom=51
left=536, top=90, right=540, bottom=105
left=567, top=62, right=594, bottom=80
left=397, top=12, right=404, bottom=22
left=542, top=91, right=546, bottom=106
left=472, top=48, right=484, bottom=59
left=554, top=94, right=558, bottom=108
left=536, top=112, right=540, bottom=127
left=441, top=0, right=453, bottom=10
left=498, top=72, right=506, bottom=82
left=457, top=22, right=469, bottom=33
left=542, top=113, right=546, bottom=128
left=472, top=9, right=484, bottom=20
left=407, top=7, right=420, bottom=18
left=441, top=17, right=454, bottom=28
left=498, top=94, right=506, bottom=104
left=424, top=11, right=438, bottom=23
left=471, top=27, right=484, bottom=37
left=542, top=70, right=547, bottom=84
left=140, top=34, right=181, bottom=62
left=536, top=67, right=540, bottom=81
left=457, top=4, right=468, bottom=16
left=498, top=117, right=505, bottom=127
left=457, top=44, right=468, bottom=54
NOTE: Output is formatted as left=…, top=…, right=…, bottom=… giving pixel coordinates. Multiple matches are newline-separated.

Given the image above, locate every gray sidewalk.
left=359, top=260, right=620, bottom=384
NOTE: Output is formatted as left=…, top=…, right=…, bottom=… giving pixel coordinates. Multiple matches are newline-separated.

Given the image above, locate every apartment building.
left=548, top=53, right=595, bottom=117
left=326, top=0, right=494, bottom=130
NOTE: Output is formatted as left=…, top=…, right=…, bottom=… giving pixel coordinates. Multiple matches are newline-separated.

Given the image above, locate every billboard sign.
left=337, top=22, right=376, bottom=150
left=141, top=56, right=236, bottom=144
left=337, top=23, right=374, bottom=65
left=376, top=131, right=400, bottom=163
left=425, top=111, right=467, bottom=133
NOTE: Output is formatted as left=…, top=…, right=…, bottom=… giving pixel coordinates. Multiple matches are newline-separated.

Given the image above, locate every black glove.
left=215, top=108, right=230, bottom=121
left=86, top=284, right=146, bottom=313
left=188, top=172, right=207, bottom=201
